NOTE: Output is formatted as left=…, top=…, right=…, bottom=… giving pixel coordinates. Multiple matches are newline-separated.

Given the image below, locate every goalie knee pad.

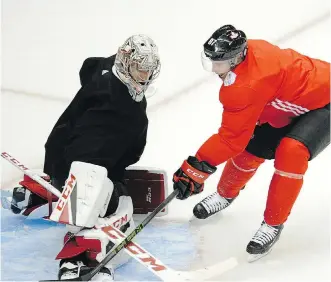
left=97, top=195, right=133, bottom=228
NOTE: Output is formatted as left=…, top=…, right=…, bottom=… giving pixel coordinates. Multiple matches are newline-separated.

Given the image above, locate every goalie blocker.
left=6, top=166, right=168, bottom=218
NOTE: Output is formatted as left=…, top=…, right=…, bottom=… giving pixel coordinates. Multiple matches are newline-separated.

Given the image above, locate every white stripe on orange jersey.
left=270, top=99, right=310, bottom=116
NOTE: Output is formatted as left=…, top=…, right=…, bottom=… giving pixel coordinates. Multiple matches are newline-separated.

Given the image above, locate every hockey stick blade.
left=40, top=189, right=179, bottom=281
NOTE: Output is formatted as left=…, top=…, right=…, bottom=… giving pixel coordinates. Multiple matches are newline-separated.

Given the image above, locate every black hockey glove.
left=173, top=156, right=217, bottom=200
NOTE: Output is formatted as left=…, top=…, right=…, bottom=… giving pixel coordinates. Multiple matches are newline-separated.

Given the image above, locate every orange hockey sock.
left=264, top=137, right=310, bottom=225
left=217, top=151, right=265, bottom=198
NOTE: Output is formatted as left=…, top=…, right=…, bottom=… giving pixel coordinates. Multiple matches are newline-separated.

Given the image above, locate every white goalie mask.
left=115, top=35, right=161, bottom=102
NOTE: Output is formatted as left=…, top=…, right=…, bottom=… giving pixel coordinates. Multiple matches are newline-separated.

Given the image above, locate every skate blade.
left=247, top=249, right=272, bottom=263
left=1, top=196, right=12, bottom=210
left=0, top=190, right=13, bottom=209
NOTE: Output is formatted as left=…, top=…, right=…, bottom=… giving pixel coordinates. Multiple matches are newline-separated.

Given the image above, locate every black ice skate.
left=0, top=186, right=48, bottom=215
left=246, top=220, right=284, bottom=262
left=10, top=186, right=48, bottom=215
left=193, top=192, right=235, bottom=219
left=10, top=186, right=32, bottom=214
left=59, top=259, right=114, bottom=281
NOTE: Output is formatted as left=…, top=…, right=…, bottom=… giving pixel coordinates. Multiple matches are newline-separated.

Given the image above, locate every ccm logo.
left=101, top=214, right=129, bottom=239
left=101, top=225, right=166, bottom=272
left=101, top=225, right=167, bottom=271
left=186, top=168, right=205, bottom=179
left=2, top=152, right=28, bottom=171
left=113, top=215, right=128, bottom=229
left=56, top=174, right=76, bottom=211
left=126, top=242, right=167, bottom=271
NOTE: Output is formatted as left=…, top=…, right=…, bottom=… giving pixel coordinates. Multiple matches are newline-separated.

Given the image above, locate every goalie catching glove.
left=173, top=156, right=216, bottom=200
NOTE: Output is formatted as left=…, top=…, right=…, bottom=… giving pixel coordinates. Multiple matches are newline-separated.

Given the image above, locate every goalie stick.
left=2, top=152, right=238, bottom=281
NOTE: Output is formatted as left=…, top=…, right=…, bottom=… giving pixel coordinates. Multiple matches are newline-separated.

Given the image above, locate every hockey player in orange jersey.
left=172, top=24, right=330, bottom=261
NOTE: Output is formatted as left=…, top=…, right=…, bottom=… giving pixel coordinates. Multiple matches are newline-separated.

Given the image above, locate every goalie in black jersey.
left=7, top=35, right=167, bottom=281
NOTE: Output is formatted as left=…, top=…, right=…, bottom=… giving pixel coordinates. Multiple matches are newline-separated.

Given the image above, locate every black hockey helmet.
left=203, top=25, right=247, bottom=61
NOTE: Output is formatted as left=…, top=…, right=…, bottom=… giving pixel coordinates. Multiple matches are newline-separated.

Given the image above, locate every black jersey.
left=44, top=55, right=148, bottom=188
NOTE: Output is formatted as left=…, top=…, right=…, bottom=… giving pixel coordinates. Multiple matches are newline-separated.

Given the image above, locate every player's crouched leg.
left=265, top=137, right=310, bottom=225
left=246, top=137, right=309, bottom=261
left=54, top=163, right=134, bottom=281
left=57, top=193, right=134, bottom=281
left=247, top=104, right=330, bottom=261
left=265, top=103, right=330, bottom=227
left=193, top=151, right=264, bottom=219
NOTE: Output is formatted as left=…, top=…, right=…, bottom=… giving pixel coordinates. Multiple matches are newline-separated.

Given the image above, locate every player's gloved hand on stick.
left=173, top=156, right=217, bottom=200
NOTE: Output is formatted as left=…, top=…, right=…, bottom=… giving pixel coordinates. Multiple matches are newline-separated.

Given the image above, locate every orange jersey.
left=196, top=39, right=330, bottom=166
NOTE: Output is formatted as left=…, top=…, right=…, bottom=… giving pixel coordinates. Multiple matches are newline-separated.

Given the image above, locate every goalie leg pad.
left=50, top=161, right=113, bottom=227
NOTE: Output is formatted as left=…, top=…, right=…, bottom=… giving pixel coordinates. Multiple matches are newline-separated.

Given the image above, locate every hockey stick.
left=1, top=152, right=62, bottom=198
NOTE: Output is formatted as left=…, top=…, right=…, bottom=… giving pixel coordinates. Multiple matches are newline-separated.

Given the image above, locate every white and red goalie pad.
left=50, top=162, right=113, bottom=227
left=124, top=166, right=168, bottom=217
